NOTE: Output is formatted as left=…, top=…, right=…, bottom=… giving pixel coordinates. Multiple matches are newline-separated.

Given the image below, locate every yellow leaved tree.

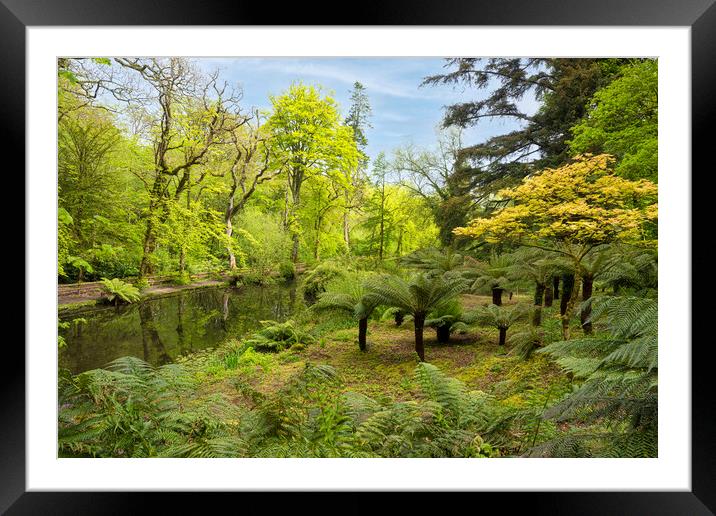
left=454, top=154, right=657, bottom=338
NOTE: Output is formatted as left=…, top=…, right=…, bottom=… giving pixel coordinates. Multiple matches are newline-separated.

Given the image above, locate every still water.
left=59, top=281, right=304, bottom=374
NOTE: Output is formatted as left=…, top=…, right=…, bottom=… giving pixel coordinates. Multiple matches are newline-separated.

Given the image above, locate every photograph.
left=56, top=56, right=659, bottom=460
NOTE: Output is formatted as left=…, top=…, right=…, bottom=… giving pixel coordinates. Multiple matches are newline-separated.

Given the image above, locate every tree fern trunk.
left=414, top=315, right=426, bottom=361
left=394, top=310, right=404, bottom=326
left=498, top=327, right=507, bottom=347
left=553, top=275, right=560, bottom=300
left=492, top=287, right=503, bottom=306
left=533, top=282, right=545, bottom=306
left=532, top=307, right=542, bottom=327
left=437, top=325, right=450, bottom=343
left=358, top=317, right=368, bottom=351
left=533, top=282, right=545, bottom=326
left=580, top=277, right=594, bottom=334
left=544, top=282, right=554, bottom=307
left=560, top=273, right=575, bottom=340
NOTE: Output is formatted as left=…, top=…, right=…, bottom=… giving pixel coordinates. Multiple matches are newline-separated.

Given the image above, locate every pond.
left=59, top=281, right=304, bottom=374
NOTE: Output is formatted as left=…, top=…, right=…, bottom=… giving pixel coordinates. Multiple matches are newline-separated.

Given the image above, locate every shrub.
left=279, top=261, right=296, bottom=280
left=243, top=320, right=316, bottom=353
left=100, top=278, right=141, bottom=305
left=169, top=271, right=192, bottom=286
left=426, top=299, right=470, bottom=343
left=471, top=303, right=531, bottom=347
left=301, top=261, right=348, bottom=304
left=132, top=277, right=150, bottom=291
left=508, top=327, right=546, bottom=360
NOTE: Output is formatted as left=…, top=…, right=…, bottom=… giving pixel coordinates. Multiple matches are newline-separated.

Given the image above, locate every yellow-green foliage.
left=455, top=154, right=657, bottom=249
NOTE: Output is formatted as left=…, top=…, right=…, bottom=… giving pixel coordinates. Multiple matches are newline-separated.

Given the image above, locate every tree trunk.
left=414, top=315, right=426, bottom=362
left=378, top=207, right=385, bottom=261
left=553, top=275, right=560, bottom=300
left=291, top=234, right=300, bottom=263
left=76, top=268, right=84, bottom=295
left=139, top=223, right=157, bottom=277
left=492, top=287, right=504, bottom=306
left=178, top=247, right=186, bottom=273
left=544, top=282, right=554, bottom=307
left=436, top=325, right=451, bottom=343
left=580, top=276, right=594, bottom=334
left=288, top=169, right=303, bottom=263
left=342, top=190, right=351, bottom=253
left=498, top=327, right=507, bottom=347
left=314, top=215, right=322, bottom=260
left=533, top=282, right=545, bottom=326
left=560, top=272, right=582, bottom=340
left=533, top=282, right=545, bottom=306
left=226, top=197, right=237, bottom=269
left=394, top=310, right=404, bottom=326
left=358, top=317, right=368, bottom=351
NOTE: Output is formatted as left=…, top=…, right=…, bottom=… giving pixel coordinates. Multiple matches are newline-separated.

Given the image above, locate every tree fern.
left=100, top=278, right=141, bottom=305
left=528, top=295, right=658, bottom=457
left=364, top=272, right=469, bottom=360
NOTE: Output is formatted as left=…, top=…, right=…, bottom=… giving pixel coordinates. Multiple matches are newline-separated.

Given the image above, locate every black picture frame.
left=4, top=1, right=711, bottom=513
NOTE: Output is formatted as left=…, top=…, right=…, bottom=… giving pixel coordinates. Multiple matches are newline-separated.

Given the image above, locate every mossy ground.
left=192, top=294, right=577, bottom=412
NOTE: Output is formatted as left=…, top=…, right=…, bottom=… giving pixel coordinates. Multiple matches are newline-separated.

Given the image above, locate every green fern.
left=364, top=272, right=469, bottom=360
left=100, top=277, right=141, bottom=305
left=243, top=320, right=316, bottom=352
left=528, top=295, right=658, bottom=457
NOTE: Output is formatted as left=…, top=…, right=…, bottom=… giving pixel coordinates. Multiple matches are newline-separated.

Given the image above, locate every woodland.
left=57, top=57, right=658, bottom=458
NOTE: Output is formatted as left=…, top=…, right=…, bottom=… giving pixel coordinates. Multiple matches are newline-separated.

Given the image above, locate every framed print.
left=4, top=0, right=713, bottom=513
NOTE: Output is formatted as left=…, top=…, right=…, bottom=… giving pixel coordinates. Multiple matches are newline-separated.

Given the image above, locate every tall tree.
left=569, top=59, right=658, bottom=182
left=222, top=109, right=280, bottom=269
left=372, top=152, right=389, bottom=260
left=393, top=128, right=472, bottom=245
left=115, top=58, right=243, bottom=277
left=342, top=82, right=373, bottom=251
left=267, top=84, right=359, bottom=262
left=422, top=58, right=626, bottom=195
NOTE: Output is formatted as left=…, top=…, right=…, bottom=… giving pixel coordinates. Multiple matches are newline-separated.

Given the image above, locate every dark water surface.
left=59, top=281, right=303, bottom=374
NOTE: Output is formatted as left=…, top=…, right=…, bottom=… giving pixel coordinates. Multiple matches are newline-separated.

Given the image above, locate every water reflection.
left=59, top=281, right=302, bottom=374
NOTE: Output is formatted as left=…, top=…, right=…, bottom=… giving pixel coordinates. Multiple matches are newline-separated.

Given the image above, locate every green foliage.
left=100, top=278, right=142, bottom=305
left=229, top=268, right=275, bottom=287
left=66, top=256, right=94, bottom=281
left=167, top=271, right=192, bottom=286
left=301, top=260, right=349, bottom=304
left=58, top=208, right=74, bottom=278
left=132, top=277, right=150, bottom=291
left=508, top=327, right=546, bottom=360
left=279, top=261, right=296, bottom=280
left=233, top=209, right=293, bottom=274
left=598, top=246, right=658, bottom=295
left=241, top=362, right=506, bottom=458
left=531, top=295, right=657, bottom=457
left=425, top=299, right=470, bottom=342
left=463, top=252, right=514, bottom=294
left=365, top=272, right=469, bottom=318
left=364, top=272, right=469, bottom=360
left=472, top=303, right=531, bottom=330
left=244, top=320, right=317, bottom=353
left=569, top=60, right=658, bottom=182
left=379, top=307, right=406, bottom=326
left=400, top=247, right=466, bottom=277
left=58, top=357, right=244, bottom=457
left=471, top=304, right=531, bottom=347
left=313, top=273, right=379, bottom=320
left=422, top=58, right=627, bottom=192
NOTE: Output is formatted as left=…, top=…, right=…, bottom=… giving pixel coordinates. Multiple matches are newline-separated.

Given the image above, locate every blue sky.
left=198, top=57, right=539, bottom=164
